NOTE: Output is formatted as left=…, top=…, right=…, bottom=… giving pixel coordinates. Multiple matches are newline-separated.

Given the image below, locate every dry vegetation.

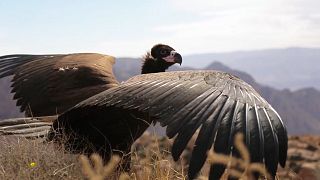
left=0, top=131, right=317, bottom=180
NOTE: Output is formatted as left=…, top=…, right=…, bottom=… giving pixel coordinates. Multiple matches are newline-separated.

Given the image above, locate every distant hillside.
left=184, top=47, right=320, bottom=90
left=1, top=58, right=319, bottom=134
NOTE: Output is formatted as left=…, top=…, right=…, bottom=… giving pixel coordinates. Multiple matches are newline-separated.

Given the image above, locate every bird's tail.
left=0, top=116, right=56, bottom=138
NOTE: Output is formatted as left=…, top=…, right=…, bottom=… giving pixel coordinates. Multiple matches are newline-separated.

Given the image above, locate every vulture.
left=0, top=44, right=287, bottom=179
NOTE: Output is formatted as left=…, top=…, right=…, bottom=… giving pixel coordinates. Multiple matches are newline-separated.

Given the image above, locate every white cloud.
left=153, top=0, right=320, bottom=54
left=172, top=0, right=320, bottom=16
left=1, top=1, right=319, bottom=56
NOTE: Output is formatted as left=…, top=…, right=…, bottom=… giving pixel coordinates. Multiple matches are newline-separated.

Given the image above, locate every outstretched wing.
left=0, top=53, right=118, bottom=116
left=75, top=70, right=288, bottom=179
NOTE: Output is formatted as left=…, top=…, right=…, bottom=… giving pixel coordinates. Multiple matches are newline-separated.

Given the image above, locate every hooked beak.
left=174, top=52, right=182, bottom=65
left=163, top=51, right=183, bottom=65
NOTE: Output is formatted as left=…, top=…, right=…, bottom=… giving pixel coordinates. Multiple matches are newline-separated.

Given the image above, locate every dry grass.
left=0, top=133, right=187, bottom=180
left=0, top=132, right=301, bottom=180
left=206, top=134, right=271, bottom=179
left=0, top=136, right=81, bottom=179
left=79, top=154, right=129, bottom=180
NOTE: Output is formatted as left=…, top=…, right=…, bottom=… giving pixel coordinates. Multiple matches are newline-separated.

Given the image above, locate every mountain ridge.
left=184, top=47, right=320, bottom=90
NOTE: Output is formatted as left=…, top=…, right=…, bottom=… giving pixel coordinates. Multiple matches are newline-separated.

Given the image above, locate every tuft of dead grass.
left=206, top=133, right=271, bottom=179
left=0, top=132, right=302, bottom=180
left=79, top=154, right=130, bottom=180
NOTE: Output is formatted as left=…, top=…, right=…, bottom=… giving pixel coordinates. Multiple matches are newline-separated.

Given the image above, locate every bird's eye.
left=160, top=49, right=167, bottom=55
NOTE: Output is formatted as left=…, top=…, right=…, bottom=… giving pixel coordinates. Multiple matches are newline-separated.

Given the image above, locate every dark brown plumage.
left=0, top=44, right=287, bottom=180
left=0, top=53, right=118, bottom=116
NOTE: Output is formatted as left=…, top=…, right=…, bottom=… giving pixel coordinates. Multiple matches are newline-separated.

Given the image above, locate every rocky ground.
left=277, top=136, right=320, bottom=180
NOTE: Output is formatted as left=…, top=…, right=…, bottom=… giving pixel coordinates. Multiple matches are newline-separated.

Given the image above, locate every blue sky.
left=1, top=0, right=319, bottom=57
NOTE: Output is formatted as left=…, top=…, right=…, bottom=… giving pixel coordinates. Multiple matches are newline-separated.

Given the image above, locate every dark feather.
left=266, top=108, right=288, bottom=167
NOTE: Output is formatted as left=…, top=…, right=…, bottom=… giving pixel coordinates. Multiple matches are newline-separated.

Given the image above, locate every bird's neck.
left=141, top=56, right=171, bottom=74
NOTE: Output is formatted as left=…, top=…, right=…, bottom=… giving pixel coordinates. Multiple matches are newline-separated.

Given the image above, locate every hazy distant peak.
left=184, top=47, right=320, bottom=90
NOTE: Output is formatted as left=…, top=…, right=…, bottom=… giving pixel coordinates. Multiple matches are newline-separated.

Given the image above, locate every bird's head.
left=151, top=44, right=182, bottom=65
left=142, top=44, right=182, bottom=74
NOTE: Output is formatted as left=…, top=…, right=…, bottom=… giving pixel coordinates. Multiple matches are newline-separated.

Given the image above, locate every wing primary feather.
left=0, top=55, right=33, bottom=67
left=152, top=78, right=207, bottom=117
left=164, top=79, right=228, bottom=137
left=207, top=97, right=237, bottom=180
left=71, top=81, right=142, bottom=108
left=107, top=81, right=158, bottom=106
left=11, top=61, right=56, bottom=93
left=260, top=108, right=279, bottom=177
left=171, top=93, right=226, bottom=162
left=266, top=108, right=288, bottom=167
left=11, top=58, right=57, bottom=82
left=164, top=86, right=218, bottom=129
left=90, top=81, right=146, bottom=107
left=116, top=80, right=173, bottom=107
left=120, top=80, right=176, bottom=110
left=227, top=100, right=240, bottom=149
left=0, top=55, right=48, bottom=78
left=231, top=102, right=246, bottom=159
left=187, top=96, right=231, bottom=180
left=0, top=70, right=17, bottom=78
left=245, top=103, right=250, bottom=147
left=247, top=105, right=262, bottom=164
left=146, top=81, right=183, bottom=106
left=166, top=90, right=222, bottom=138
left=254, top=105, right=265, bottom=163
left=133, top=80, right=180, bottom=110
